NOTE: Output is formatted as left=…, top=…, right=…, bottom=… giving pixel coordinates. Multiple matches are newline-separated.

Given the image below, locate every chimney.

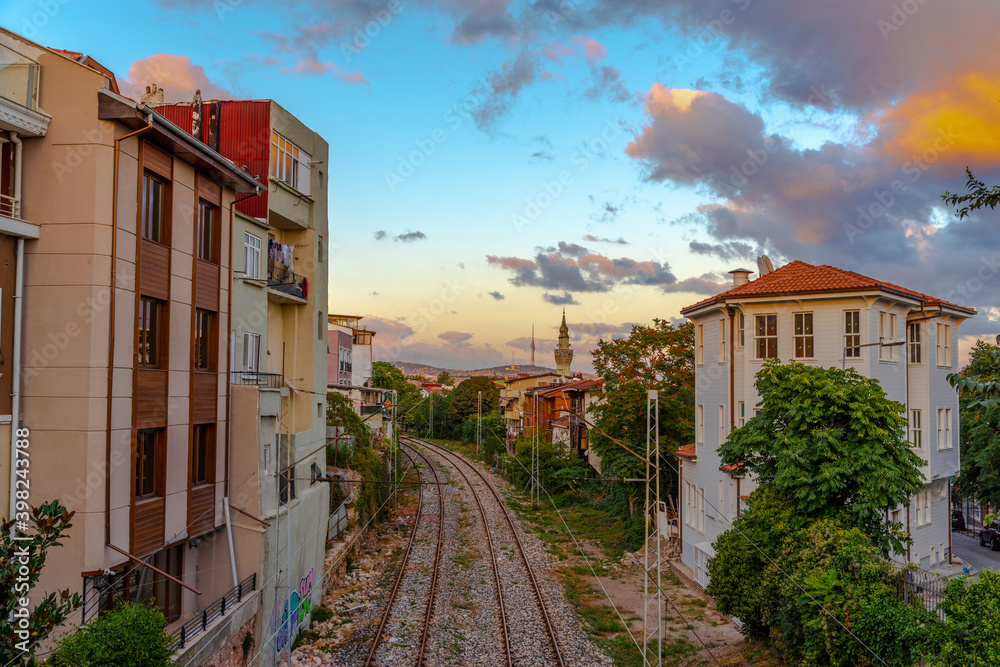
left=728, top=268, right=753, bottom=287
left=140, top=83, right=164, bottom=104
left=191, top=88, right=203, bottom=139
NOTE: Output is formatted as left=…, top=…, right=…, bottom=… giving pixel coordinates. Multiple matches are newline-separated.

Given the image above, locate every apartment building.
left=678, top=260, right=975, bottom=587
left=0, top=26, right=267, bottom=657
left=153, top=97, right=330, bottom=662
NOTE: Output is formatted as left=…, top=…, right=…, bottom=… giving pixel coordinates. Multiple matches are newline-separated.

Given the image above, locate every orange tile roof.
left=719, top=462, right=744, bottom=476
left=675, top=445, right=697, bottom=461
left=681, top=260, right=975, bottom=315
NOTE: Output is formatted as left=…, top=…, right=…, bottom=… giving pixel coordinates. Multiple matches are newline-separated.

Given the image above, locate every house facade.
left=678, top=260, right=975, bottom=587
left=153, top=97, right=331, bottom=662
left=0, top=26, right=269, bottom=652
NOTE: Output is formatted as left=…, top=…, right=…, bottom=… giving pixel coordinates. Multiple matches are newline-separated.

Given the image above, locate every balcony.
left=0, top=194, right=18, bottom=219
left=267, top=260, right=306, bottom=303
left=0, top=45, right=49, bottom=137
left=230, top=371, right=284, bottom=389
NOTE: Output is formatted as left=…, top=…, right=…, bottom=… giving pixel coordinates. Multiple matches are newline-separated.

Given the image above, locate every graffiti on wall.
left=275, top=568, right=314, bottom=653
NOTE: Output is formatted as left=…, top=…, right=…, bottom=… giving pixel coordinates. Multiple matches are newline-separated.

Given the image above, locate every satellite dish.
left=757, top=255, right=773, bottom=276
left=763, top=256, right=774, bottom=273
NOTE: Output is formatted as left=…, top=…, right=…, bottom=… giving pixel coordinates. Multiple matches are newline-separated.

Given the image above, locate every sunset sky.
left=6, top=0, right=1000, bottom=371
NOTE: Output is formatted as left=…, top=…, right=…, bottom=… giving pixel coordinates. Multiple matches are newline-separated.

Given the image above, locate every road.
left=951, top=531, right=1000, bottom=575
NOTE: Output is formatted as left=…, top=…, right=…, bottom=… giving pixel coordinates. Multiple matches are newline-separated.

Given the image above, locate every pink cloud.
left=281, top=58, right=370, bottom=86
left=119, top=54, right=232, bottom=102
left=572, top=36, right=607, bottom=64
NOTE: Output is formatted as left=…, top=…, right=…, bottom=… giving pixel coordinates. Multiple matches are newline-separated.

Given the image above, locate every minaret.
left=530, top=325, right=535, bottom=367
left=554, top=309, right=573, bottom=376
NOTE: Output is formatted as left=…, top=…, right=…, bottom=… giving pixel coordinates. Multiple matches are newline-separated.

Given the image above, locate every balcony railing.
left=360, top=404, right=383, bottom=415
left=169, top=573, right=257, bottom=651
left=230, top=371, right=284, bottom=389
left=0, top=194, right=19, bottom=219
left=267, top=260, right=305, bottom=300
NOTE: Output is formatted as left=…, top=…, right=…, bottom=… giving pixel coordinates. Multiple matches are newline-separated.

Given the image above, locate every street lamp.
left=842, top=337, right=906, bottom=370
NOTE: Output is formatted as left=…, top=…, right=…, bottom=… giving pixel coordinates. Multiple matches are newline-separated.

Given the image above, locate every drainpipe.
left=8, top=238, right=24, bottom=526
left=105, top=121, right=152, bottom=545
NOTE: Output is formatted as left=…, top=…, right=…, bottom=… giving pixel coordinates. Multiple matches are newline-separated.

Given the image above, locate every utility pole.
left=644, top=389, right=662, bottom=666
left=477, top=390, right=482, bottom=456
left=429, top=393, right=433, bottom=439
left=532, top=394, right=539, bottom=506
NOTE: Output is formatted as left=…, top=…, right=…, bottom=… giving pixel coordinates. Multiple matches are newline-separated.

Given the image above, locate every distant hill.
left=392, top=361, right=596, bottom=381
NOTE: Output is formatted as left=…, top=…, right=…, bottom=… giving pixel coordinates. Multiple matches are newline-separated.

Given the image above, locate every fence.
left=328, top=500, right=349, bottom=542
left=169, top=573, right=257, bottom=650
left=884, top=564, right=947, bottom=620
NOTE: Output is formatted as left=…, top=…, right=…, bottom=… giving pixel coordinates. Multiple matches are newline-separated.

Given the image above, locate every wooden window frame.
left=193, top=309, right=217, bottom=372
left=243, top=232, right=261, bottom=279
left=754, top=314, right=777, bottom=359
left=138, top=297, right=164, bottom=368
left=844, top=310, right=861, bottom=358
left=191, top=424, right=215, bottom=486
left=908, top=321, right=922, bottom=364
left=135, top=428, right=164, bottom=499
left=793, top=312, right=814, bottom=359
left=196, top=199, right=220, bottom=263
left=141, top=171, right=169, bottom=244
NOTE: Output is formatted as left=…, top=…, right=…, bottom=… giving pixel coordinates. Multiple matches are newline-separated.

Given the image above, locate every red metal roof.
left=681, top=260, right=975, bottom=316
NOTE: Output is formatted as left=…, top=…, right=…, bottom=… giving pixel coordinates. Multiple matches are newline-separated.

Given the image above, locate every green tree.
left=436, top=370, right=454, bottom=386
left=720, top=360, right=924, bottom=556
left=942, top=167, right=1000, bottom=219
left=371, top=361, right=420, bottom=404
left=461, top=412, right=506, bottom=462
left=933, top=571, right=1000, bottom=666
left=450, top=376, right=500, bottom=420
left=0, top=500, right=82, bottom=666
left=952, top=338, right=1000, bottom=510
left=47, top=602, right=173, bottom=667
left=589, top=319, right=694, bottom=505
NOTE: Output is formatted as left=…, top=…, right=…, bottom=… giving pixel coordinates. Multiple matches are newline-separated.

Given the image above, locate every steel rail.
left=406, top=436, right=565, bottom=667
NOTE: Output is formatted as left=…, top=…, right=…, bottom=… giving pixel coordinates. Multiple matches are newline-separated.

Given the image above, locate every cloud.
left=488, top=291, right=506, bottom=300
left=584, top=235, right=629, bottom=245
left=281, top=58, right=370, bottom=85
left=572, top=36, right=607, bottom=64
left=507, top=336, right=556, bottom=352
left=585, top=65, right=631, bottom=104
left=438, top=331, right=474, bottom=344
left=689, top=240, right=756, bottom=262
left=366, top=315, right=506, bottom=370
left=119, top=54, right=232, bottom=102
left=374, top=230, right=427, bottom=242
left=543, top=291, right=580, bottom=306
left=487, top=244, right=679, bottom=293
left=472, top=50, right=540, bottom=133
left=396, top=231, right=427, bottom=242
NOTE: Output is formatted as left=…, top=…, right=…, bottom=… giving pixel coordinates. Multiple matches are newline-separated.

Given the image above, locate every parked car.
left=980, top=520, right=1000, bottom=550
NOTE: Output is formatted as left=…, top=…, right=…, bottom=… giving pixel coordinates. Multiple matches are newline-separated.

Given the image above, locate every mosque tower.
left=554, top=310, right=573, bottom=376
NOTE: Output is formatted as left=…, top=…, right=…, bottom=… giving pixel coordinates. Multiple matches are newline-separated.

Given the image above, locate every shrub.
left=47, top=602, right=173, bottom=667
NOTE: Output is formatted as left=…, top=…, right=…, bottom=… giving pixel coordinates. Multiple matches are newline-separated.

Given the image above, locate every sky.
left=5, top=0, right=1000, bottom=371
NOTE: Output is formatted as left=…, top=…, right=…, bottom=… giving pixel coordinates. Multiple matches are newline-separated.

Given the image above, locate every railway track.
left=404, top=435, right=566, bottom=667
left=364, top=446, right=444, bottom=666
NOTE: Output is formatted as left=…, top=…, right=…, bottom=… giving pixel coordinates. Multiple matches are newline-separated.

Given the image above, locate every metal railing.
left=267, top=260, right=305, bottom=299
left=0, top=193, right=19, bottom=219
left=328, top=501, right=349, bottom=542
left=169, top=573, right=257, bottom=650
left=230, top=371, right=284, bottom=389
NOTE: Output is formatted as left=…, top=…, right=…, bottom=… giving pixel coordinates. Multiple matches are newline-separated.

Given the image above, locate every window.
left=718, top=480, right=724, bottom=523
left=141, top=172, right=166, bottom=243
left=793, top=312, right=814, bottom=358
left=242, top=332, right=260, bottom=373
left=192, top=424, right=213, bottom=485
left=845, top=310, right=861, bottom=357
left=729, top=482, right=736, bottom=520
left=718, top=320, right=726, bottom=363
left=138, top=297, right=162, bottom=367
left=937, top=408, right=952, bottom=450
left=135, top=428, right=160, bottom=498
left=698, top=488, right=705, bottom=531
left=718, top=405, right=725, bottom=442
left=754, top=314, right=777, bottom=359
left=737, top=401, right=745, bottom=427
left=697, top=405, right=704, bottom=445
left=879, top=312, right=898, bottom=361
left=271, top=131, right=300, bottom=189
left=908, top=322, right=921, bottom=363
left=685, top=483, right=693, bottom=527
left=910, top=410, right=922, bottom=450
left=697, top=324, right=704, bottom=365
left=194, top=310, right=214, bottom=371
left=937, top=324, right=951, bottom=367
left=243, top=232, right=261, bottom=279
left=737, top=311, right=744, bottom=348
left=197, top=200, right=217, bottom=262
left=914, top=490, right=931, bottom=527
